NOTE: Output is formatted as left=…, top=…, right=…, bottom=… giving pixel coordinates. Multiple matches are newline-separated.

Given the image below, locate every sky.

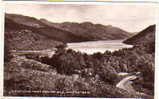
left=5, top=3, right=157, bottom=32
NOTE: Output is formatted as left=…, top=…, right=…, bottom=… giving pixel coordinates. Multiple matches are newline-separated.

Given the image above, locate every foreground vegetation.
left=4, top=41, right=154, bottom=98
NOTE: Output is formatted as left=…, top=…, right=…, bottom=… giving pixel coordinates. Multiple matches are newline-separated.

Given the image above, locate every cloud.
left=5, top=3, right=156, bottom=32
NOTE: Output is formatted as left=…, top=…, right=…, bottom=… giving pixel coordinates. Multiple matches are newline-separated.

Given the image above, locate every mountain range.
left=6, top=13, right=146, bottom=51
left=40, top=19, right=132, bottom=40
left=5, top=13, right=132, bottom=43
left=6, top=14, right=90, bottom=43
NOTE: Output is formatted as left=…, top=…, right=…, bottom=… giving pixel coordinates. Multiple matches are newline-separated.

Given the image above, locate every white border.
left=2, top=0, right=159, bottom=3
left=2, top=1, right=159, bottom=4
left=0, top=0, right=4, bottom=98
left=155, top=3, right=159, bottom=99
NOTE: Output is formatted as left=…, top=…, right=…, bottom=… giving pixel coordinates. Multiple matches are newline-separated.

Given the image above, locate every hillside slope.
left=5, top=18, right=63, bottom=50
left=6, top=13, right=91, bottom=43
left=123, top=25, right=155, bottom=45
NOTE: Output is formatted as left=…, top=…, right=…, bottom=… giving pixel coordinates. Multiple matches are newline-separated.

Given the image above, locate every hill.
left=40, top=19, right=132, bottom=40
left=6, top=13, right=132, bottom=45
left=5, top=13, right=92, bottom=43
left=5, top=18, right=63, bottom=50
left=5, top=13, right=133, bottom=50
left=123, top=25, right=155, bottom=45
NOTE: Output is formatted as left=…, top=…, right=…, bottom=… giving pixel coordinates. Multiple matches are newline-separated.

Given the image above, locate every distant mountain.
left=123, top=25, right=155, bottom=45
left=40, top=19, right=132, bottom=40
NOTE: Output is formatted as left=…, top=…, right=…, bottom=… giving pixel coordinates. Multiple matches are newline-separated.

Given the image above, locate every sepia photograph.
left=4, top=3, right=156, bottom=98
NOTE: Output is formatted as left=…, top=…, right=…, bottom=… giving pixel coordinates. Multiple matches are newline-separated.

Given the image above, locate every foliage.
left=38, top=43, right=154, bottom=91
left=4, top=40, right=155, bottom=98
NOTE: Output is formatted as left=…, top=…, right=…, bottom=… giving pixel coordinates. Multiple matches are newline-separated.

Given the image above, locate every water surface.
left=67, top=40, right=133, bottom=54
